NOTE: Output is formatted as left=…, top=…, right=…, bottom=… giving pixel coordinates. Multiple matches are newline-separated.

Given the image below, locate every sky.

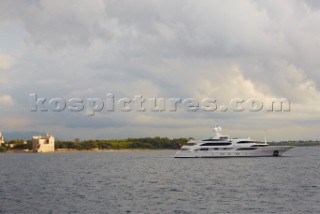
left=1, top=0, right=320, bottom=141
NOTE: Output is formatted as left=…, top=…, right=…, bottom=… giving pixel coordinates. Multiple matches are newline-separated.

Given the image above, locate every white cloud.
left=0, top=0, right=320, bottom=140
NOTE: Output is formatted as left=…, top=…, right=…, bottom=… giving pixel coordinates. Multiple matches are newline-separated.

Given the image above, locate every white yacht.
left=174, top=126, right=293, bottom=158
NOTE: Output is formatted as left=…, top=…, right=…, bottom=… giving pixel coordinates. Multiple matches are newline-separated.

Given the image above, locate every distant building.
left=0, top=132, right=4, bottom=146
left=32, top=134, right=55, bottom=153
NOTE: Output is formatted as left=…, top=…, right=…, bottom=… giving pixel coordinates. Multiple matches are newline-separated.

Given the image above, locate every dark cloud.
left=304, top=0, right=320, bottom=10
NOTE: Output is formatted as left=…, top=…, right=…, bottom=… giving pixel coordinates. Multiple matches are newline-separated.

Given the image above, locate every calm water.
left=0, top=147, right=319, bottom=214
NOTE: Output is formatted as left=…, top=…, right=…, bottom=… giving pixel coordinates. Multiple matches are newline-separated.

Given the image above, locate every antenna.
left=264, top=129, right=267, bottom=145
left=213, top=120, right=218, bottom=131
left=213, top=120, right=217, bottom=128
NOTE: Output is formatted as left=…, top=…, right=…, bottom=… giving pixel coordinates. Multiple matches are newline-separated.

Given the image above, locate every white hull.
left=175, top=146, right=293, bottom=158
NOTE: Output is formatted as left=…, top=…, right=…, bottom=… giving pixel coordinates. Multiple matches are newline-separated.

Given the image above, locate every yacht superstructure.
left=174, top=126, right=293, bottom=158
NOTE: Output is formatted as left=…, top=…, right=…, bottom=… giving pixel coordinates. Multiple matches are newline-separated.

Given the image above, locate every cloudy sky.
left=1, top=0, right=320, bottom=141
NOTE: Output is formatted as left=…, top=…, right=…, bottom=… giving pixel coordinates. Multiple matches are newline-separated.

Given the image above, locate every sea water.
left=0, top=147, right=319, bottom=213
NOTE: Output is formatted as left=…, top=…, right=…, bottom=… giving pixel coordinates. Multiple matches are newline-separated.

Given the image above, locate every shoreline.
left=55, top=148, right=174, bottom=153
left=2, top=148, right=175, bottom=153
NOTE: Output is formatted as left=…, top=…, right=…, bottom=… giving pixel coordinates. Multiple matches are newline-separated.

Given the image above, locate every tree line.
left=55, top=137, right=189, bottom=150
left=0, top=137, right=189, bottom=151
left=1, top=138, right=320, bottom=152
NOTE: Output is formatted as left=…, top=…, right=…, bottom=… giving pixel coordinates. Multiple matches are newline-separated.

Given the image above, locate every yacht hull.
left=174, top=146, right=294, bottom=158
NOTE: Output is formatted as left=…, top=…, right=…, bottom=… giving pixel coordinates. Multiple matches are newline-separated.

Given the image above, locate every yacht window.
left=200, top=143, right=231, bottom=146
left=236, top=148, right=257, bottom=150
left=251, top=144, right=268, bottom=147
left=237, top=141, right=252, bottom=144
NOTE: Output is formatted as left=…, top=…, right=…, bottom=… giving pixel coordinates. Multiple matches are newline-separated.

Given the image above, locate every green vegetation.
left=0, top=140, right=32, bottom=152
left=0, top=146, right=8, bottom=152
left=55, top=137, right=190, bottom=151
left=5, top=140, right=32, bottom=150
